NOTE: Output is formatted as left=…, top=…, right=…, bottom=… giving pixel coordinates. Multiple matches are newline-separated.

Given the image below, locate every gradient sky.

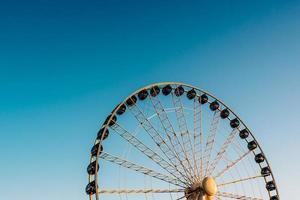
left=0, top=0, right=300, bottom=199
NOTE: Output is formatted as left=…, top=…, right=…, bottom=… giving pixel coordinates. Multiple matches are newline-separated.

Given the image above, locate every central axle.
left=184, top=177, right=217, bottom=200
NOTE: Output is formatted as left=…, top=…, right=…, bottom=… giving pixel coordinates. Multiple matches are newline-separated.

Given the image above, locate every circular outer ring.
left=88, top=82, right=280, bottom=200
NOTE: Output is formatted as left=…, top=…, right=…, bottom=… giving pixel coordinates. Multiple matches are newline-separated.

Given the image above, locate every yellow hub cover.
left=202, top=177, right=217, bottom=196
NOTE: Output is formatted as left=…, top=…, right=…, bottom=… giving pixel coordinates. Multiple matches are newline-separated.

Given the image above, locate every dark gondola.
left=199, top=94, right=208, bottom=104
left=266, top=181, right=276, bottom=191
left=104, top=114, right=117, bottom=126
left=220, top=109, right=230, bottom=119
left=86, top=181, right=97, bottom=195
left=138, top=89, right=148, bottom=100
left=270, top=195, right=279, bottom=200
left=255, top=153, right=265, bottom=163
left=91, top=143, right=103, bottom=157
left=209, top=100, right=219, bottom=111
left=162, top=84, right=172, bottom=95
left=175, top=86, right=184, bottom=96
left=150, top=86, right=160, bottom=97
left=261, top=166, right=271, bottom=176
left=230, top=118, right=240, bottom=128
left=247, top=140, right=257, bottom=151
left=126, top=95, right=137, bottom=106
left=187, top=89, right=196, bottom=100
left=116, top=104, right=126, bottom=115
left=87, top=161, right=99, bottom=175
left=97, top=128, right=109, bottom=140
left=239, top=129, right=249, bottom=139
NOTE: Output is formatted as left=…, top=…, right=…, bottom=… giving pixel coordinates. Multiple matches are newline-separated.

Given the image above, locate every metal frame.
left=87, top=82, right=280, bottom=200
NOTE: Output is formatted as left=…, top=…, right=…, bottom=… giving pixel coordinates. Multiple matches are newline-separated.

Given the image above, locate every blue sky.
left=0, top=0, right=300, bottom=199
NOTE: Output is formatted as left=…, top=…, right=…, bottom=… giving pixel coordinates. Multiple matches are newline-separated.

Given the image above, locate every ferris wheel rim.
left=87, top=82, right=280, bottom=200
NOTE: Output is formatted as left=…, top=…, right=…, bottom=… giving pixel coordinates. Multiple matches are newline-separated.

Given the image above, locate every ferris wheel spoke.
left=193, top=97, right=203, bottom=181
left=231, top=139, right=246, bottom=154
left=216, top=150, right=235, bottom=168
left=110, top=122, right=188, bottom=185
left=207, top=128, right=239, bottom=176
left=149, top=93, right=194, bottom=183
left=100, top=152, right=185, bottom=187
left=217, top=175, right=263, bottom=187
left=171, top=90, right=196, bottom=181
left=213, top=150, right=251, bottom=178
left=216, top=192, right=263, bottom=200
left=203, top=110, right=221, bottom=177
left=175, top=195, right=186, bottom=200
left=98, top=188, right=184, bottom=194
left=127, top=100, right=192, bottom=183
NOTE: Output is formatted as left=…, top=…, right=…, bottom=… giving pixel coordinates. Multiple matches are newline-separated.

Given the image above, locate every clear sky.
left=0, top=0, right=300, bottom=199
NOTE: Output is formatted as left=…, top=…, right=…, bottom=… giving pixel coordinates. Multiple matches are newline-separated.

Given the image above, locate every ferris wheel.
left=86, top=82, right=279, bottom=200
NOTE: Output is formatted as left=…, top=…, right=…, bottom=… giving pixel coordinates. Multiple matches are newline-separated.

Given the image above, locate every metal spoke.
left=149, top=92, right=194, bottom=183
left=203, top=110, right=221, bottom=177
left=176, top=195, right=187, bottom=200
left=99, top=188, right=184, bottom=194
left=217, top=192, right=263, bottom=200
left=218, top=175, right=263, bottom=187
left=110, top=122, right=189, bottom=185
left=213, top=151, right=251, bottom=178
left=100, top=152, right=185, bottom=187
left=207, top=128, right=239, bottom=176
left=171, top=90, right=196, bottom=181
left=127, top=98, right=192, bottom=184
left=193, top=98, right=203, bottom=181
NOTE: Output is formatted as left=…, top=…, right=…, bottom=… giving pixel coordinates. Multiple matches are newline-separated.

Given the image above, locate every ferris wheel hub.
left=185, top=177, right=217, bottom=200
left=202, top=177, right=217, bottom=197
